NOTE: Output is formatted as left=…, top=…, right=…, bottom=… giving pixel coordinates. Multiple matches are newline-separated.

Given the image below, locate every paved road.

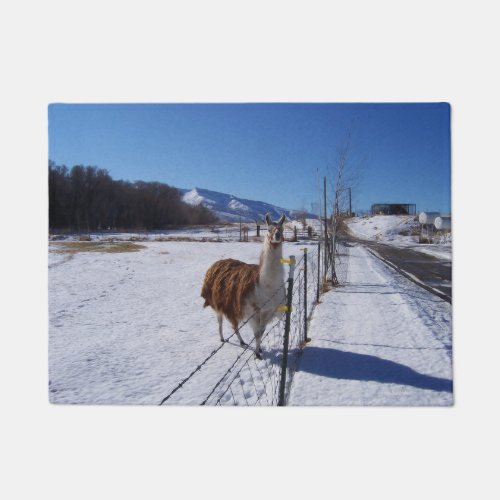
left=342, top=235, right=452, bottom=303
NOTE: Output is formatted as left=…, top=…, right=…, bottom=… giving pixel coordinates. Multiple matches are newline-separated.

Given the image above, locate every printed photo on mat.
left=48, top=103, right=452, bottom=405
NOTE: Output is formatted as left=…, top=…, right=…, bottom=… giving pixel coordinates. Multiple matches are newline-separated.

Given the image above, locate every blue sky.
left=48, top=103, right=451, bottom=213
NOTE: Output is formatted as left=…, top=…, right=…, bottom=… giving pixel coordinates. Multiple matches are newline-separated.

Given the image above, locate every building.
left=371, top=203, right=416, bottom=216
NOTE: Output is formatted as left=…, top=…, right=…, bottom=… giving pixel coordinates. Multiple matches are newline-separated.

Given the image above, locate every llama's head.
left=265, top=213, right=286, bottom=247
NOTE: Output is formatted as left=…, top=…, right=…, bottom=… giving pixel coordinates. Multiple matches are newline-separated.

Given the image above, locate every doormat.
left=48, top=103, right=452, bottom=405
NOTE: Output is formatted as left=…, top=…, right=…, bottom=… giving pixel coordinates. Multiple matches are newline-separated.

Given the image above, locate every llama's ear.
left=265, top=213, right=272, bottom=226
left=278, top=214, right=286, bottom=226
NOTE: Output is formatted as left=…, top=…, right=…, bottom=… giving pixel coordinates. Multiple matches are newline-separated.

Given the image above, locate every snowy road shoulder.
left=288, top=244, right=453, bottom=406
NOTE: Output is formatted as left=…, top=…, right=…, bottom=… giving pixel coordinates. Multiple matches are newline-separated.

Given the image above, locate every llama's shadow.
left=229, top=342, right=452, bottom=395
left=295, top=347, right=452, bottom=393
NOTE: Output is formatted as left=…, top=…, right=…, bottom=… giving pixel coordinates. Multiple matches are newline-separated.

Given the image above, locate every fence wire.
left=201, top=248, right=327, bottom=406
left=202, top=253, right=306, bottom=406
left=159, top=281, right=286, bottom=405
left=159, top=240, right=350, bottom=406
left=203, top=315, right=286, bottom=406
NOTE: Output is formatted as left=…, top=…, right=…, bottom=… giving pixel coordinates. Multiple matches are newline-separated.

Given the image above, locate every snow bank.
left=346, top=215, right=452, bottom=260
left=346, top=215, right=416, bottom=241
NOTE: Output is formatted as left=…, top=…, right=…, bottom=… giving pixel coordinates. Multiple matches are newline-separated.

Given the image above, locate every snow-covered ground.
left=288, top=243, right=453, bottom=405
left=346, top=215, right=452, bottom=260
left=49, top=231, right=452, bottom=406
left=49, top=221, right=304, bottom=243
left=50, top=224, right=250, bottom=242
left=49, top=238, right=309, bottom=404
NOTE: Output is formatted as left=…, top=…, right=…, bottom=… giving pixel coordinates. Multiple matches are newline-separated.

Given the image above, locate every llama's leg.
left=217, top=313, right=224, bottom=342
left=255, top=330, right=262, bottom=359
left=255, top=325, right=266, bottom=359
left=231, top=319, right=247, bottom=346
left=255, top=310, right=275, bottom=359
left=250, top=316, right=265, bottom=359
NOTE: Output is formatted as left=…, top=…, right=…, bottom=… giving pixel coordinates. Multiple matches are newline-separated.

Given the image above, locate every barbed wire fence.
left=159, top=238, right=349, bottom=406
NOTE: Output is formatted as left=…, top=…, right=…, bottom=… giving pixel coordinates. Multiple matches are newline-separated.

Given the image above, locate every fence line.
left=205, top=316, right=285, bottom=406
left=159, top=281, right=287, bottom=405
left=158, top=239, right=349, bottom=406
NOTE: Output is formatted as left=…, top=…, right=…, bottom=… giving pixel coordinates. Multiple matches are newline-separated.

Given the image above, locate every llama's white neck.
left=259, top=238, right=284, bottom=287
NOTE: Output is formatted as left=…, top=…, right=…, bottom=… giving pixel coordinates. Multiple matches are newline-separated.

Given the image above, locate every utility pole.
left=323, top=176, right=328, bottom=280
left=348, top=187, right=352, bottom=216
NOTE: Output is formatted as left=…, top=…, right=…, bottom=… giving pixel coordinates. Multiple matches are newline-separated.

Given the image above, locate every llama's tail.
left=201, top=268, right=215, bottom=308
left=201, top=283, right=211, bottom=308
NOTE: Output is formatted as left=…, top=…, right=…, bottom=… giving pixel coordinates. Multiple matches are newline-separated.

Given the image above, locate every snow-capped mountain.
left=180, top=187, right=313, bottom=222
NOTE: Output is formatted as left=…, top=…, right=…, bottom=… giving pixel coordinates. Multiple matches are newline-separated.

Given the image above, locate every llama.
left=201, top=213, right=286, bottom=359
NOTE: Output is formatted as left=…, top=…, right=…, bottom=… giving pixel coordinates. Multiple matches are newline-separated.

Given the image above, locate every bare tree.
left=329, top=126, right=367, bottom=217
left=326, top=128, right=367, bottom=283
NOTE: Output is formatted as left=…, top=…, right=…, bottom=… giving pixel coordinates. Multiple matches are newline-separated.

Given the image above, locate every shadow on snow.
left=296, top=346, right=452, bottom=393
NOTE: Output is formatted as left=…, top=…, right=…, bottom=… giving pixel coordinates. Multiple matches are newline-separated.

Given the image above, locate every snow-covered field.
left=49, top=238, right=309, bottom=404
left=346, top=215, right=452, bottom=260
left=50, top=219, right=322, bottom=244
left=49, top=230, right=452, bottom=406
left=50, top=224, right=250, bottom=242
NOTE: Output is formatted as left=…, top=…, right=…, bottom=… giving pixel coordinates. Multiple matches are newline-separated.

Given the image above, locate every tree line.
left=49, top=162, right=218, bottom=232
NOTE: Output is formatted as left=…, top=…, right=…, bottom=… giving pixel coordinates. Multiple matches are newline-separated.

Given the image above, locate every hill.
left=179, top=187, right=314, bottom=222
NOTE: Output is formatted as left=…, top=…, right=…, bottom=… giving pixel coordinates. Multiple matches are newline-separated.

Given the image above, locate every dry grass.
left=418, top=236, right=433, bottom=244
left=399, top=227, right=421, bottom=237
left=50, top=241, right=147, bottom=254
left=156, top=236, right=221, bottom=242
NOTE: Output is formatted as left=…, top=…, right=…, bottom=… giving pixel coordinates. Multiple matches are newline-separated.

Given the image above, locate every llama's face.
left=266, top=214, right=286, bottom=247
left=268, top=225, right=284, bottom=245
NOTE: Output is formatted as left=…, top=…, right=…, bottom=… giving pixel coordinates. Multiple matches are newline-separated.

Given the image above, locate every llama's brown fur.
left=201, top=258, right=260, bottom=329
left=201, top=215, right=285, bottom=357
